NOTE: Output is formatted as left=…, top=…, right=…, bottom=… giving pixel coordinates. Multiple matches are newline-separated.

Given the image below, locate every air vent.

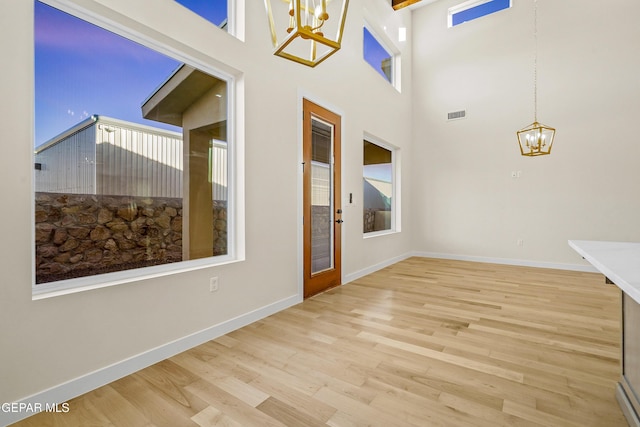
left=447, top=110, right=466, bottom=121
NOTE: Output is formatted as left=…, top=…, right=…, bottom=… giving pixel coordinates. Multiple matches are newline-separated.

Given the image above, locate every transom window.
left=448, top=0, right=512, bottom=27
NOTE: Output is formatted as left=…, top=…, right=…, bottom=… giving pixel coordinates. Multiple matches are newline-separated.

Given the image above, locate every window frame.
left=362, top=22, right=401, bottom=91
left=32, top=0, right=244, bottom=299
left=362, top=133, right=400, bottom=238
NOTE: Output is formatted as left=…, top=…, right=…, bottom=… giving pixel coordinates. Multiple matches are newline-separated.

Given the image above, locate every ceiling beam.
left=392, top=0, right=422, bottom=10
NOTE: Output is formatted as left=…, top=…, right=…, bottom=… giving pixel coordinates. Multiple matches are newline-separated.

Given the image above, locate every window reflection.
left=34, top=1, right=229, bottom=285
left=363, top=140, right=393, bottom=233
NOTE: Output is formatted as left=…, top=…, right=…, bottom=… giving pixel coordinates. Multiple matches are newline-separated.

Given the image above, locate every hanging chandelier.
left=264, top=0, right=349, bottom=67
left=516, top=0, right=555, bottom=156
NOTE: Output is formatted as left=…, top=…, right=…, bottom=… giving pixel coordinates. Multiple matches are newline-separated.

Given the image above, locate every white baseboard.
left=617, top=382, right=640, bottom=427
left=343, top=252, right=413, bottom=284
left=0, top=294, right=301, bottom=427
left=410, top=251, right=598, bottom=273
left=343, top=251, right=596, bottom=289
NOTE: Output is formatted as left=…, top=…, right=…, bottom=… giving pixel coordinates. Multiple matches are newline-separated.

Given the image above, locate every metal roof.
left=35, top=115, right=182, bottom=154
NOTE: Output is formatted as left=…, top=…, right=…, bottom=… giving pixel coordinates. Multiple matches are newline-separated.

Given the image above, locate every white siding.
left=34, top=123, right=97, bottom=194
left=95, top=120, right=183, bottom=197
left=35, top=116, right=184, bottom=198
left=211, top=140, right=227, bottom=201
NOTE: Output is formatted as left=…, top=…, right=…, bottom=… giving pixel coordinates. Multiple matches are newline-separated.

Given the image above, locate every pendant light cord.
left=533, top=0, right=538, bottom=122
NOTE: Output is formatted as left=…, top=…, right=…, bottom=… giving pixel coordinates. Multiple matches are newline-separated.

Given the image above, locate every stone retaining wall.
left=212, top=200, right=228, bottom=257
left=364, top=208, right=391, bottom=233
left=364, top=209, right=376, bottom=233
left=35, top=193, right=227, bottom=284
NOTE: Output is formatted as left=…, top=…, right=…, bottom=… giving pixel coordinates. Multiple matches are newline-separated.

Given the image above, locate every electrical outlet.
left=209, top=276, right=219, bottom=292
left=517, top=239, right=524, bottom=247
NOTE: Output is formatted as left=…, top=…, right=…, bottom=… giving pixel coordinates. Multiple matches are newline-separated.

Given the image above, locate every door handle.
left=335, top=219, right=344, bottom=224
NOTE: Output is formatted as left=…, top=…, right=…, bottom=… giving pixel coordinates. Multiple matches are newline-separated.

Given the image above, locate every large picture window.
left=363, top=139, right=396, bottom=234
left=34, top=1, right=235, bottom=294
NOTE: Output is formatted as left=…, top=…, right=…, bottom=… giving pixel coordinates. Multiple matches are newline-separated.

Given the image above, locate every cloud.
left=66, top=109, right=90, bottom=119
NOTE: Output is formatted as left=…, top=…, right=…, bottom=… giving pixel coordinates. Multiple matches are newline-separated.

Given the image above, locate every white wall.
left=0, top=0, right=413, bottom=419
left=12, top=0, right=638, bottom=419
left=411, top=0, right=640, bottom=267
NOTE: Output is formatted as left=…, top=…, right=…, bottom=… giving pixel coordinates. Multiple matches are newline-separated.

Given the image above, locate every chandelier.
left=264, top=0, right=349, bottom=67
left=516, top=0, right=555, bottom=156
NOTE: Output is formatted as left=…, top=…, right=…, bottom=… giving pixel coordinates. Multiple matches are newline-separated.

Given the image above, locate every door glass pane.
left=311, top=118, right=333, bottom=274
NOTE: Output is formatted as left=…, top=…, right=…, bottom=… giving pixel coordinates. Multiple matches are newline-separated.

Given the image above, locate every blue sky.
left=451, top=0, right=510, bottom=26
left=34, top=1, right=227, bottom=147
left=175, top=0, right=227, bottom=26
left=364, top=164, right=392, bottom=183
left=363, top=27, right=392, bottom=82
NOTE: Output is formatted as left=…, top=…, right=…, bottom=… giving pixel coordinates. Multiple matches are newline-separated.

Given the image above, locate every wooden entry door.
left=303, top=99, right=342, bottom=298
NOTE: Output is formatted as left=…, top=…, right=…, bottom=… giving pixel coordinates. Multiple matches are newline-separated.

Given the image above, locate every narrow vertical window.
left=363, top=140, right=395, bottom=234
left=363, top=26, right=395, bottom=86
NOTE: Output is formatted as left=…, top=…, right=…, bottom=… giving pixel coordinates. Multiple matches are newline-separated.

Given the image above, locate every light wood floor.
left=14, top=258, right=628, bottom=426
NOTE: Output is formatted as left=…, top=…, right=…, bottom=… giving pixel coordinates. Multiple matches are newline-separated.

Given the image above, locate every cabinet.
left=622, top=293, right=640, bottom=425
left=569, top=240, right=640, bottom=427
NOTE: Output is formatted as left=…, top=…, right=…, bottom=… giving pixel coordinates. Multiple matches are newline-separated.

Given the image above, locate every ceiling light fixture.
left=264, top=0, right=349, bottom=67
left=516, top=0, right=555, bottom=157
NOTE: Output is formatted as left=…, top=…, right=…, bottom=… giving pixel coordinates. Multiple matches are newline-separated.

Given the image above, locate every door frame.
left=297, top=93, right=344, bottom=299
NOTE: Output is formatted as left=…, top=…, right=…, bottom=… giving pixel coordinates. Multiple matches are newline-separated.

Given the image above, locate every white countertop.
left=569, top=240, right=640, bottom=304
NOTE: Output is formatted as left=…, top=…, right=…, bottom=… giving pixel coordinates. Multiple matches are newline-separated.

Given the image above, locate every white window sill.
left=363, top=229, right=398, bottom=239
left=32, top=255, right=243, bottom=300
